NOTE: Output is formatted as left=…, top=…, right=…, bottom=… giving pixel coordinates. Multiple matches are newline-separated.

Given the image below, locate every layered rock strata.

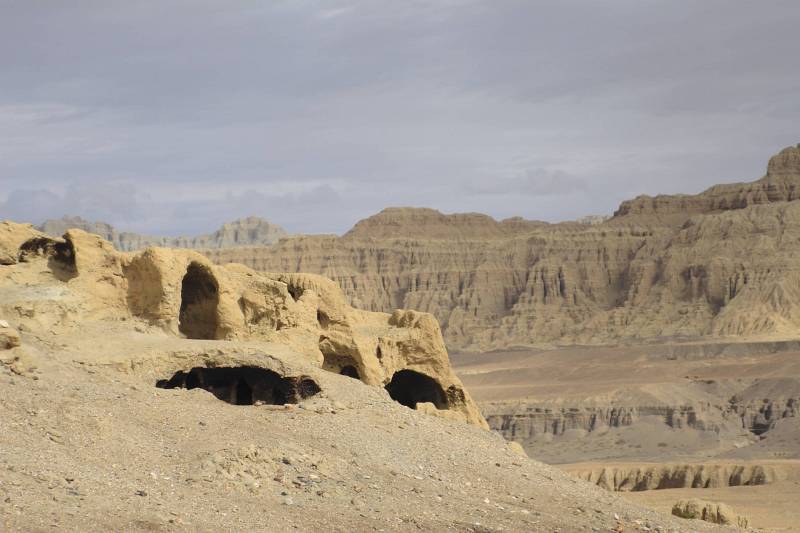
left=567, top=463, right=780, bottom=492
left=204, top=145, right=800, bottom=351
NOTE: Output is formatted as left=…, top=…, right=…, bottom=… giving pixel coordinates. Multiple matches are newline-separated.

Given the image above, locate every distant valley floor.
left=451, top=341, right=800, bottom=530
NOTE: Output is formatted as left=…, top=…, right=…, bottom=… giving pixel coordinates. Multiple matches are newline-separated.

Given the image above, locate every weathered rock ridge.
left=671, top=499, right=748, bottom=527
left=615, top=144, right=800, bottom=222
left=32, top=145, right=800, bottom=352
left=0, top=221, right=485, bottom=427
left=38, top=216, right=287, bottom=251
left=567, top=463, right=780, bottom=492
left=200, top=145, right=800, bottom=351
left=484, top=393, right=798, bottom=453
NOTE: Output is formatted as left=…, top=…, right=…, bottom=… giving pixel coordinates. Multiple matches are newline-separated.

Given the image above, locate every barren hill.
left=203, top=145, right=800, bottom=351
left=0, top=223, right=722, bottom=532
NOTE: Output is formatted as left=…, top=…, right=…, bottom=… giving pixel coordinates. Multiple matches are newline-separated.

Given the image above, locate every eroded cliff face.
left=0, top=222, right=486, bottom=428
left=614, top=145, right=800, bottom=222
left=484, top=395, right=799, bottom=449
left=204, top=145, right=800, bottom=351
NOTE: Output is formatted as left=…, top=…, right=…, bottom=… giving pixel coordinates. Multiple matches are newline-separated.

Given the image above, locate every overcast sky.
left=1, top=1, right=798, bottom=236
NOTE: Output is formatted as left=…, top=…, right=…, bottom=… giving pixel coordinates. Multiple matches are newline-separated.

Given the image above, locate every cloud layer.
left=1, top=1, right=798, bottom=235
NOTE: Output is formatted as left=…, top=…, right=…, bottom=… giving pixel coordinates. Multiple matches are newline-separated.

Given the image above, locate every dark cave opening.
left=319, top=336, right=362, bottom=381
left=235, top=378, right=253, bottom=405
left=18, top=236, right=77, bottom=281
left=339, top=365, right=360, bottom=380
left=156, top=366, right=320, bottom=406
left=385, top=369, right=448, bottom=410
left=179, top=263, right=220, bottom=340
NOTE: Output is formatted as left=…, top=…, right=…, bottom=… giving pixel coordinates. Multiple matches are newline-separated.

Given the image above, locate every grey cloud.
left=0, top=1, right=798, bottom=235
left=0, top=181, right=351, bottom=236
left=466, top=169, right=588, bottom=197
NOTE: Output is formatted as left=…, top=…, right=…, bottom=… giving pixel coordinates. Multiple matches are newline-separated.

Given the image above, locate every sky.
left=1, top=0, right=799, bottom=236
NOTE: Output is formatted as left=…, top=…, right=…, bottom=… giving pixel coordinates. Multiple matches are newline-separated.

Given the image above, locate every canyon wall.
left=204, top=146, right=800, bottom=351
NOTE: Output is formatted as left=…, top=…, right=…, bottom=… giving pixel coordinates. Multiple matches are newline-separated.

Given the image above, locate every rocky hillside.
left=0, top=223, right=721, bottom=532
left=38, top=216, right=287, bottom=251
left=204, top=145, right=800, bottom=351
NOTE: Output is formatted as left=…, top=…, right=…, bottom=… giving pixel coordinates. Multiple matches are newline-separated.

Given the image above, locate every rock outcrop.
left=484, top=393, right=798, bottom=446
left=0, top=222, right=485, bottom=428
left=0, top=320, right=20, bottom=349
left=615, top=144, right=800, bottom=223
left=38, top=216, right=287, bottom=251
left=672, top=498, right=748, bottom=527
left=26, top=145, right=800, bottom=352
left=568, top=463, right=780, bottom=492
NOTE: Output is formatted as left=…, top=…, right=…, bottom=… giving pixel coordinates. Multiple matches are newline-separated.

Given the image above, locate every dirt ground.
left=453, top=345, right=800, bottom=531
left=0, top=322, right=732, bottom=532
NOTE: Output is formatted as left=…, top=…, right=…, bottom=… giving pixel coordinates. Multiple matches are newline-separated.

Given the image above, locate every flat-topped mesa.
left=0, top=221, right=486, bottom=428
left=343, top=207, right=546, bottom=240
left=613, top=144, right=800, bottom=222
left=37, top=216, right=288, bottom=251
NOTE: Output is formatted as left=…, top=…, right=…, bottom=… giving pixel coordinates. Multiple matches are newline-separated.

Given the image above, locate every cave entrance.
left=319, top=336, right=362, bottom=380
left=322, top=354, right=362, bottom=380
left=340, top=365, right=360, bottom=379
left=385, top=369, right=448, bottom=410
left=18, top=237, right=77, bottom=281
left=179, top=263, right=219, bottom=340
left=156, top=366, right=320, bottom=406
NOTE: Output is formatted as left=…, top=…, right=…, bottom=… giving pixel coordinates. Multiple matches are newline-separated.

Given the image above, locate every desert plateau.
left=3, top=2, right=800, bottom=531
left=2, top=145, right=798, bottom=531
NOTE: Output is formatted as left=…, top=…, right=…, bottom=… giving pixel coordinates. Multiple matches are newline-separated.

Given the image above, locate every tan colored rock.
left=18, top=146, right=800, bottom=352
left=0, top=227, right=486, bottom=428
left=506, top=441, right=528, bottom=458
left=671, top=498, right=748, bottom=527
left=567, top=463, right=780, bottom=492
left=201, top=145, right=800, bottom=351
left=0, top=320, right=20, bottom=349
left=0, top=221, right=49, bottom=265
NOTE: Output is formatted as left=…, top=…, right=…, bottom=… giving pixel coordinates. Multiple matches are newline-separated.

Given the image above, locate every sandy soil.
left=0, top=322, right=730, bottom=532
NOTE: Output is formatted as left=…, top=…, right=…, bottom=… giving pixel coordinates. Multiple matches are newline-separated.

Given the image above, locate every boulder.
left=0, top=320, right=21, bottom=349
left=671, top=498, right=748, bottom=527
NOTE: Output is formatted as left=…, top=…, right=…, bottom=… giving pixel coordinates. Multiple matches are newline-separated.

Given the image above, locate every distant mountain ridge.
left=27, top=144, right=800, bottom=351
left=203, top=144, right=800, bottom=351
left=37, top=216, right=287, bottom=251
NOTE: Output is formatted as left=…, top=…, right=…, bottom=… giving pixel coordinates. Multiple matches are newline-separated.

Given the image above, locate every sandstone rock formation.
left=0, top=221, right=485, bottom=427
left=615, top=144, right=800, bottom=223
left=568, top=463, right=779, bottom=492
left=484, top=392, right=798, bottom=454
left=38, top=216, right=287, bottom=251
left=199, top=144, right=800, bottom=351
left=0, top=320, right=20, bottom=349
left=1, top=225, right=727, bottom=532
left=672, top=498, right=748, bottom=527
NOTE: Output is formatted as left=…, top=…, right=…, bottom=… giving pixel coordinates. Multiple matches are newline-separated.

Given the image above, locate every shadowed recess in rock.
left=179, top=262, right=219, bottom=339
left=17, top=236, right=77, bottom=281
left=156, top=366, right=320, bottom=406
left=385, top=369, right=448, bottom=410
left=339, top=365, right=360, bottom=379
left=319, top=335, right=362, bottom=380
